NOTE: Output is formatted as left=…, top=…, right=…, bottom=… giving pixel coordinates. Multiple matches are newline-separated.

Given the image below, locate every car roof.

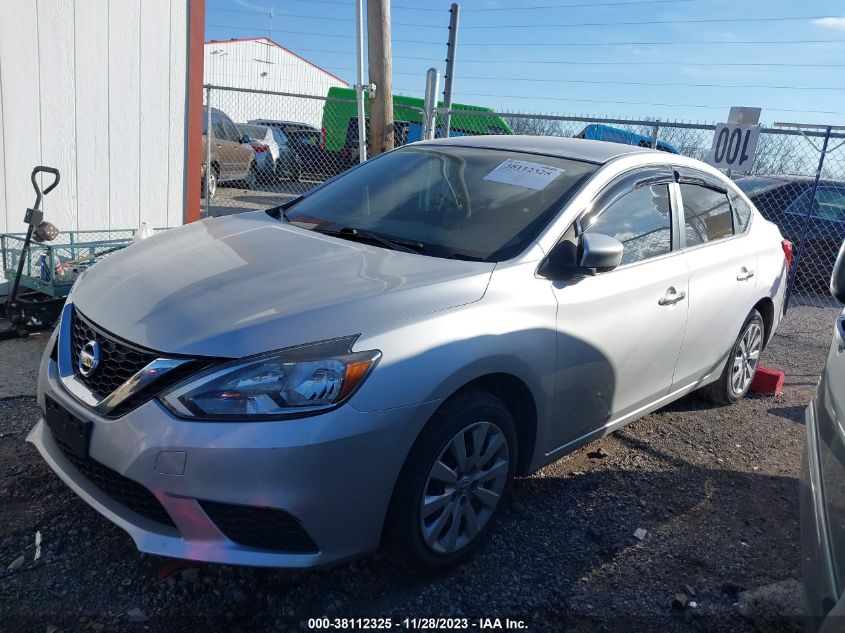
left=250, top=119, right=317, bottom=129
left=415, top=135, right=659, bottom=164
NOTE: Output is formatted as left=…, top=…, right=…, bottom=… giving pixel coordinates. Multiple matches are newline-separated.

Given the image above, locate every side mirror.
left=831, top=240, right=845, bottom=304
left=578, top=232, right=624, bottom=272
left=241, top=134, right=251, bottom=144
left=539, top=232, right=623, bottom=279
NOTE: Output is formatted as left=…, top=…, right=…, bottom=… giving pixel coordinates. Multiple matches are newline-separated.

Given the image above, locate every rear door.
left=671, top=170, right=759, bottom=389
left=218, top=113, right=252, bottom=179
left=291, top=130, right=329, bottom=175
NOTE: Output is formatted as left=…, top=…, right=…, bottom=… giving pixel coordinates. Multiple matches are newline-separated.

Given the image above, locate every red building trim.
left=205, top=37, right=349, bottom=86
left=185, top=0, right=205, bottom=224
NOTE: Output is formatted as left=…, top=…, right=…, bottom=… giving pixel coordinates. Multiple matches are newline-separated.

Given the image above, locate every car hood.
left=71, top=212, right=495, bottom=357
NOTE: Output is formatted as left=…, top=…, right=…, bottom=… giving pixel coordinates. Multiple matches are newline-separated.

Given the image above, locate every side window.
left=210, top=112, right=226, bottom=140
left=584, top=183, right=672, bottom=265
left=221, top=117, right=241, bottom=143
left=273, top=129, right=287, bottom=147
left=730, top=192, right=753, bottom=233
left=680, top=184, right=734, bottom=247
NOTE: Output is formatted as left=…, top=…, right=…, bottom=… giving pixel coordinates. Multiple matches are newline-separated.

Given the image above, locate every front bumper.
left=29, top=343, right=440, bottom=567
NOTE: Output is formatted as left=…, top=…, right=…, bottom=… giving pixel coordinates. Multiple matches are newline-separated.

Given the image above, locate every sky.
left=205, top=0, right=845, bottom=125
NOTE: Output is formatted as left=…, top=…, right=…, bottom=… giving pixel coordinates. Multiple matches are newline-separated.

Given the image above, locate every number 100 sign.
left=707, top=123, right=760, bottom=174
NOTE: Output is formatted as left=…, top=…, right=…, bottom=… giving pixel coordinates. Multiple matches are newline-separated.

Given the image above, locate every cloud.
left=813, top=17, right=845, bottom=31
left=233, top=0, right=269, bottom=12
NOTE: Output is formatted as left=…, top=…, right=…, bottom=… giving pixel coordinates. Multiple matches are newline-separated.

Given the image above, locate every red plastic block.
left=750, top=366, right=785, bottom=396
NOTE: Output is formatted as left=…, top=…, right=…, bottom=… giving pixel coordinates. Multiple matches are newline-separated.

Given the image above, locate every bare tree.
left=504, top=115, right=566, bottom=137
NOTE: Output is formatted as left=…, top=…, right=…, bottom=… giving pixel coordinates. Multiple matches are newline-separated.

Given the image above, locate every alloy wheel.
left=206, top=170, right=217, bottom=199
left=420, top=421, right=509, bottom=555
left=731, top=321, right=762, bottom=395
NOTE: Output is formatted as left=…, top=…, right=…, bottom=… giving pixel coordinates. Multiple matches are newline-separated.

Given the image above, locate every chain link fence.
left=202, top=85, right=845, bottom=308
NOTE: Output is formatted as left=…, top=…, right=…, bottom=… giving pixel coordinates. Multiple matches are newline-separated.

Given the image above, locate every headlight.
left=160, top=337, right=380, bottom=420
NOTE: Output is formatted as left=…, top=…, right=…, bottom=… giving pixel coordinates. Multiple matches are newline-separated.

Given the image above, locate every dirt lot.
left=0, top=304, right=838, bottom=632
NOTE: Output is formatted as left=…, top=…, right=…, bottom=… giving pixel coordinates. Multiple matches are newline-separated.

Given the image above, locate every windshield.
left=734, top=176, right=788, bottom=197
left=237, top=124, right=268, bottom=140
left=282, top=145, right=597, bottom=261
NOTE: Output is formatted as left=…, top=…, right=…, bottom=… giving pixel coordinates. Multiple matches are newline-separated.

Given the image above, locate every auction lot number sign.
left=707, top=123, right=760, bottom=174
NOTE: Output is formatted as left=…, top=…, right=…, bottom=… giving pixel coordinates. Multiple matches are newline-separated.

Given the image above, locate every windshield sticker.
left=483, top=159, right=565, bottom=191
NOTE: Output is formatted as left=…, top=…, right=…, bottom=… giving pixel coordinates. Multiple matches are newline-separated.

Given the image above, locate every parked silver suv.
left=30, top=137, right=788, bottom=570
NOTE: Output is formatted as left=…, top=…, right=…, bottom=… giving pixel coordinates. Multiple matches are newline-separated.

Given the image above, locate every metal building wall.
left=203, top=38, right=348, bottom=128
left=0, top=0, right=191, bottom=234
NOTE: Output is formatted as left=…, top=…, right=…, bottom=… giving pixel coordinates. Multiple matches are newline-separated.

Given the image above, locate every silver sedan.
left=29, top=136, right=789, bottom=571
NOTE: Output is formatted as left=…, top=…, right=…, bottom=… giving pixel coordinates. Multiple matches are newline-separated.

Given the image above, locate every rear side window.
left=584, top=184, right=672, bottom=265
left=680, top=184, right=734, bottom=247
left=730, top=193, right=753, bottom=233
left=786, top=186, right=845, bottom=223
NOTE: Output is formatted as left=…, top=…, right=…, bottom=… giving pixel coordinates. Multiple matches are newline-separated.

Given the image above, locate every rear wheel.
left=202, top=166, right=217, bottom=199
left=701, top=309, right=764, bottom=405
left=244, top=162, right=258, bottom=189
left=385, top=390, right=517, bottom=572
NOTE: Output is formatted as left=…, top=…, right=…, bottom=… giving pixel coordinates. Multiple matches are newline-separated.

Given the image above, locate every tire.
left=244, top=162, right=258, bottom=190
left=385, top=390, right=517, bottom=572
left=700, top=309, right=764, bottom=405
left=202, top=166, right=218, bottom=199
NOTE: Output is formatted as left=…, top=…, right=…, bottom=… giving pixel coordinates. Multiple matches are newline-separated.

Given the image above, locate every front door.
left=548, top=172, right=689, bottom=452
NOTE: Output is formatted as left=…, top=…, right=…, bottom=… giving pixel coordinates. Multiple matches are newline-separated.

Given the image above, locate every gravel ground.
left=0, top=304, right=839, bottom=632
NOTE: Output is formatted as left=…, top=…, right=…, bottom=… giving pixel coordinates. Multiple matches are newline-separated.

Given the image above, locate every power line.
left=398, top=73, right=845, bottom=91
left=208, top=12, right=844, bottom=30
left=321, top=66, right=844, bottom=90
left=463, top=0, right=697, bottom=10
left=281, top=47, right=845, bottom=68
left=392, top=89, right=845, bottom=115
left=204, top=28, right=845, bottom=48
left=453, top=38, right=845, bottom=47
left=457, top=15, right=845, bottom=29
left=207, top=0, right=697, bottom=12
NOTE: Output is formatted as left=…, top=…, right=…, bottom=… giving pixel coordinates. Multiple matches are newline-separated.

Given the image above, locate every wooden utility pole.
left=367, top=0, right=394, bottom=156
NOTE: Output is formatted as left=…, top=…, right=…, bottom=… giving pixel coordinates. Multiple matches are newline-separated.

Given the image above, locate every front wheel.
left=202, top=167, right=217, bottom=199
left=701, top=309, right=764, bottom=405
left=385, top=391, right=517, bottom=572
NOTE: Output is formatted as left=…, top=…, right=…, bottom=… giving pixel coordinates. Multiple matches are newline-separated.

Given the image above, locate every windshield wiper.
left=314, top=227, right=425, bottom=254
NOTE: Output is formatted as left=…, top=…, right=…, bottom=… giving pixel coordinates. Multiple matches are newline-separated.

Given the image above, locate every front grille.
left=52, top=433, right=176, bottom=529
left=199, top=500, right=319, bottom=553
left=70, top=309, right=157, bottom=399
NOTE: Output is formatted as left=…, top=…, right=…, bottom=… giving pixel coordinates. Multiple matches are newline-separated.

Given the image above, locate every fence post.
left=784, top=125, right=832, bottom=310
left=441, top=3, right=459, bottom=138
left=204, top=86, right=211, bottom=218
left=650, top=124, right=659, bottom=149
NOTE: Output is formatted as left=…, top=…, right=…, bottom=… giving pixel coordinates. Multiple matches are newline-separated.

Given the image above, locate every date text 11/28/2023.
left=306, top=617, right=529, bottom=630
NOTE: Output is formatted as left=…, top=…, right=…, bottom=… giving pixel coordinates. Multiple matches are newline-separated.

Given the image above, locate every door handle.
left=736, top=268, right=755, bottom=281
left=658, top=288, right=686, bottom=306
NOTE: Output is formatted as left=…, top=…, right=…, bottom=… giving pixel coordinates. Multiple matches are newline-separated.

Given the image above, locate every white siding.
left=37, top=0, right=78, bottom=232
left=204, top=39, right=348, bottom=129
left=0, top=2, right=42, bottom=234
left=74, top=0, right=110, bottom=231
left=0, top=0, right=190, bottom=234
